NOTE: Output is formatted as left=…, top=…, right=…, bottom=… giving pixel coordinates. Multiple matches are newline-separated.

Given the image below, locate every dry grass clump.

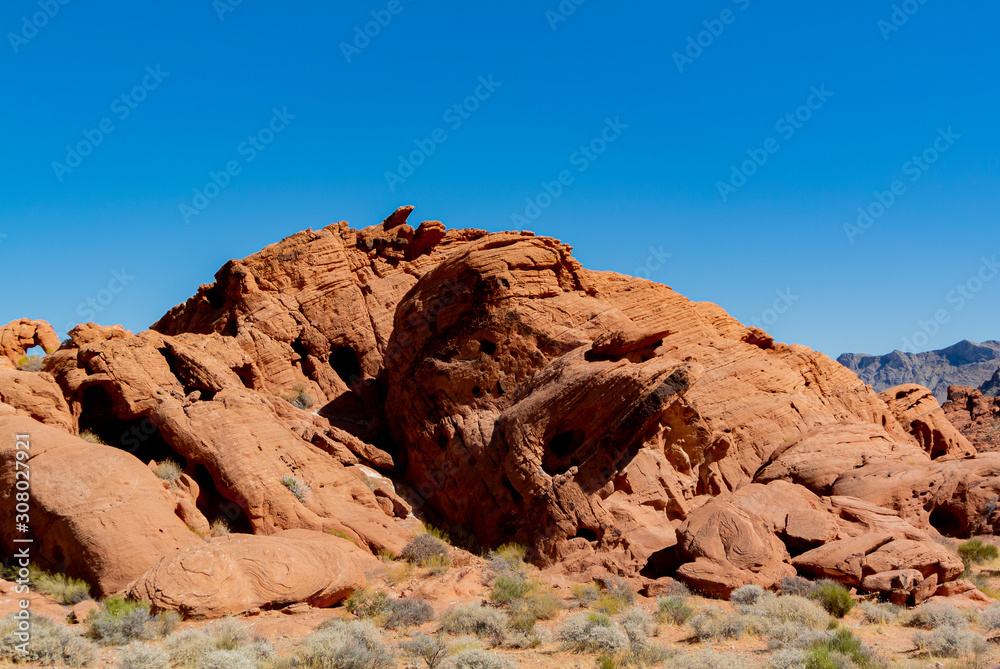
left=280, top=475, right=311, bottom=502
left=0, top=614, right=98, bottom=667
left=117, top=642, right=170, bottom=669
left=86, top=596, right=179, bottom=645
left=441, top=604, right=508, bottom=645
left=399, top=633, right=448, bottom=669
left=859, top=602, right=903, bottom=626
left=906, top=601, right=967, bottom=630
left=730, top=584, right=766, bottom=606
left=282, top=382, right=315, bottom=409
left=912, top=626, right=988, bottom=658
left=401, top=532, right=452, bottom=572
left=152, top=459, right=183, bottom=483
left=440, top=648, right=518, bottom=669
left=296, top=618, right=394, bottom=669
left=164, top=618, right=273, bottom=668
left=383, top=597, right=435, bottom=630
left=79, top=430, right=106, bottom=444
left=28, top=566, right=92, bottom=605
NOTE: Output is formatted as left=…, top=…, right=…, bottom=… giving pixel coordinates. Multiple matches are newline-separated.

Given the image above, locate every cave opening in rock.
left=330, top=345, right=362, bottom=386
left=480, top=340, right=497, bottom=356
left=192, top=464, right=253, bottom=534
left=639, top=545, right=681, bottom=579
left=928, top=507, right=965, bottom=537
left=79, top=386, right=182, bottom=464
left=541, top=428, right=588, bottom=476
left=574, top=527, right=599, bottom=542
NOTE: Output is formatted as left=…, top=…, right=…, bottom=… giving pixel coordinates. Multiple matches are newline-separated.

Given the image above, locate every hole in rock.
left=330, top=345, right=362, bottom=386
left=192, top=464, right=253, bottom=534
left=472, top=385, right=482, bottom=397
left=205, top=285, right=226, bottom=309
left=639, top=546, right=681, bottom=579
left=928, top=507, right=965, bottom=537
left=542, top=428, right=588, bottom=476
left=233, top=363, right=255, bottom=389
left=291, top=337, right=310, bottom=362
left=480, top=340, right=497, bottom=356
left=574, top=527, right=599, bottom=542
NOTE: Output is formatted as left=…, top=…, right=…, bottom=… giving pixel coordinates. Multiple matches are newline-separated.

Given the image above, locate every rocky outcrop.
left=0, top=319, right=60, bottom=369
left=126, top=530, right=368, bottom=618
left=879, top=384, right=976, bottom=458
left=41, top=323, right=411, bottom=554
left=980, top=368, right=1000, bottom=397
left=943, top=385, right=1000, bottom=452
left=0, top=415, right=203, bottom=597
left=0, top=368, right=74, bottom=433
left=838, top=340, right=1000, bottom=403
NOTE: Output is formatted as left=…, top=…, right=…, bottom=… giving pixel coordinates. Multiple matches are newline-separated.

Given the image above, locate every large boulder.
left=0, top=368, right=74, bottom=433
left=879, top=384, right=975, bottom=458
left=674, top=498, right=795, bottom=598
left=126, top=530, right=367, bottom=618
left=0, top=415, right=202, bottom=597
left=0, top=319, right=60, bottom=369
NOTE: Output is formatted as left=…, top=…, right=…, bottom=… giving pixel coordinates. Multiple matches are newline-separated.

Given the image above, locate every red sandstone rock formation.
left=0, top=318, right=60, bottom=369
left=943, top=384, right=1000, bottom=451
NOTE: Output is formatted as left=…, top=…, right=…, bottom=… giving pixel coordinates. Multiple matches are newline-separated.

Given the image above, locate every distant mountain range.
left=837, top=340, right=1000, bottom=402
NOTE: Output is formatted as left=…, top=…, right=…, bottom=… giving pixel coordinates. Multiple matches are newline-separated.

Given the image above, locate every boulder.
left=792, top=533, right=895, bottom=584
left=0, top=416, right=203, bottom=597
left=126, top=530, right=367, bottom=618
left=861, top=539, right=964, bottom=583
left=674, top=499, right=794, bottom=598
left=0, top=367, right=74, bottom=433
left=859, top=569, right=925, bottom=605
left=879, top=384, right=975, bottom=458
left=0, top=319, right=60, bottom=369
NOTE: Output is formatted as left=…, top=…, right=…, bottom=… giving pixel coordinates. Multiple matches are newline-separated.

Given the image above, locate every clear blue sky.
left=1, top=1, right=997, bottom=358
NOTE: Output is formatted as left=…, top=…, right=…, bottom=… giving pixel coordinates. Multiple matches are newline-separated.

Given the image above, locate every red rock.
left=70, top=599, right=100, bottom=624
left=943, top=385, right=1000, bottom=452
left=879, top=384, right=975, bottom=458
left=935, top=578, right=977, bottom=597
left=126, top=530, right=368, bottom=618
left=862, top=539, right=964, bottom=583
left=860, top=569, right=924, bottom=604
left=0, top=318, right=60, bottom=369
left=792, top=533, right=895, bottom=584
left=0, top=416, right=203, bottom=597
left=0, top=367, right=74, bottom=433
left=0, top=578, right=70, bottom=621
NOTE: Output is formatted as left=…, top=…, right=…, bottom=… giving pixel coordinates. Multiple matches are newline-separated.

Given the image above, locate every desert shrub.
left=0, top=614, right=98, bottom=667
left=970, top=572, right=1000, bottom=599
left=386, top=561, right=415, bottom=586
left=605, top=576, right=636, bottom=605
left=152, top=459, right=182, bottom=483
left=16, top=354, right=44, bottom=372
left=346, top=588, right=389, bottom=620
left=401, top=533, right=450, bottom=566
left=958, top=539, right=999, bottom=570
left=425, top=555, right=452, bottom=575
left=282, top=382, right=315, bottom=409
left=79, top=430, right=106, bottom=445
left=440, top=648, right=517, bottom=669
left=766, top=622, right=812, bottom=650
left=400, top=632, right=448, bottom=669
left=690, top=606, right=745, bottom=641
left=199, top=649, right=258, bottom=669
left=210, top=517, right=230, bottom=537
left=745, top=594, right=830, bottom=631
left=912, top=626, right=988, bottom=658
left=490, top=574, right=532, bottom=605
left=296, top=619, right=394, bottom=669
left=859, top=602, right=901, bottom=626
left=487, top=544, right=528, bottom=578
left=814, top=581, right=854, bottom=618
left=907, top=602, right=967, bottom=630
left=441, top=603, right=508, bottom=643
left=768, top=649, right=809, bottom=669
left=86, top=596, right=177, bottom=645
left=656, top=596, right=692, bottom=625
left=571, top=581, right=601, bottom=607
left=165, top=618, right=271, bottom=668
left=558, top=612, right=629, bottom=654
left=118, top=642, right=170, bottom=669
left=618, top=608, right=654, bottom=644
left=780, top=576, right=817, bottom=598
left=807, top=628, right=879, bottom=669
left=280, top=475, right=310, bottom=502
left=978, top=603, right=1000, bottom=631
left=730, top=584, right=766, bottom=606
left=383, top=597, right=434, bottom=630
left=28, top=567, right=91, bottom=605
left=671, top=649, right=744, bottom=669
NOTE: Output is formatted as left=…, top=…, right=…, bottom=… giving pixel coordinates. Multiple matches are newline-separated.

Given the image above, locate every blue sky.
left=1, top=1, right=997, bottom=358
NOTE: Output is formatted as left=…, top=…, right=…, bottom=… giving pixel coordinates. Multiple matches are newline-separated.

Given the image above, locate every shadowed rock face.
left=3, top=211, right=999, bottom=609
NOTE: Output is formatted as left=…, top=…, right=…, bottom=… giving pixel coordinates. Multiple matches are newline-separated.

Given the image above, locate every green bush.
left=814, top=581, right=854, bottom=618
left=0, top=614, right=98, bottom=667
left=28, top=567, right=91, bottom=605
left=487, top=543, right=528, bottom=578
left=490, top=574, right=532, bottom=605
left=295, top=619, right=394, bottom=669
left=958, top=539, right=999, bottom=570
left=806, top=628, right=878, bottom=669
left=16, top=355, right=44, bottom=372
